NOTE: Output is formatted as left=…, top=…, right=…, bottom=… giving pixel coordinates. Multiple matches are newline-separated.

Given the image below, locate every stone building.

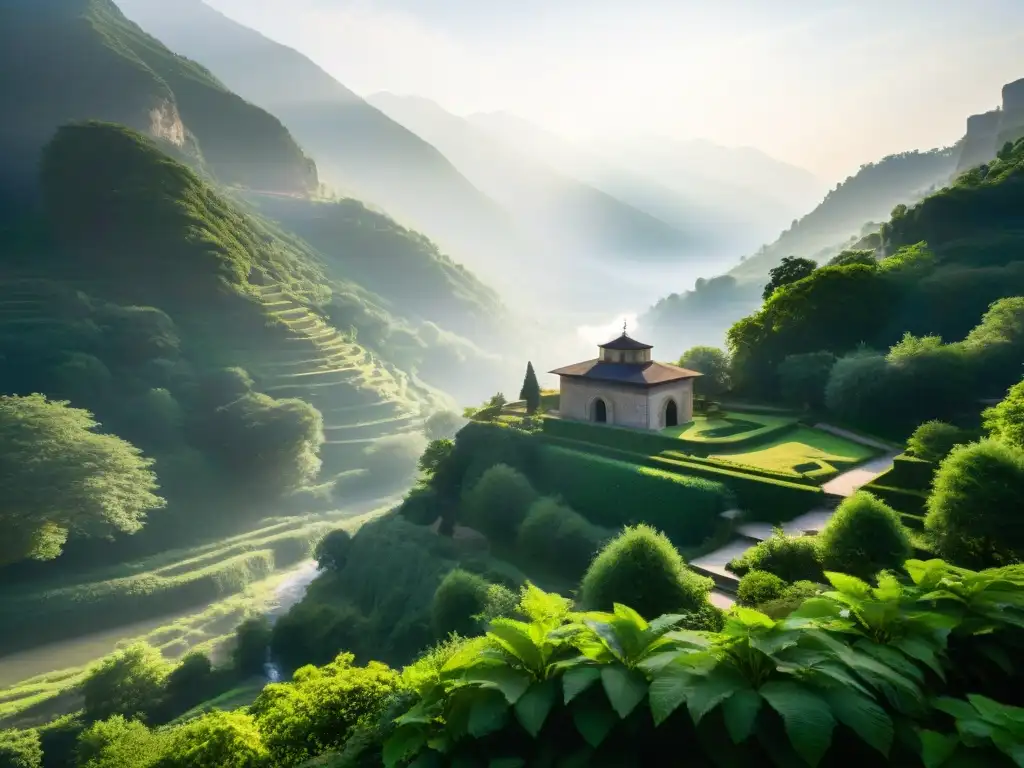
left=550, top=331, right=701, bottom=431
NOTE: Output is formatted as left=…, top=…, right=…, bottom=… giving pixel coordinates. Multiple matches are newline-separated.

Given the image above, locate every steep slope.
left=369, top=94, right=695, bottom=260
left=113, top=0, right=526, bottom=285
left=727, top=146, right=958, bottom=281
left=0, top=0, right=317, bottom=196
left=955, top=78, right=1024, bottom=174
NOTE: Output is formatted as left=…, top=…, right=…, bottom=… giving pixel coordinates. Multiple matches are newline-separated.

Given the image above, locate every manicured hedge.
left=535, top=445, right=734, bottom=546
left=542, top=417, right=682, bottom=456
left=660, top=451, right=820, bottom=486
left=883, top=454, right=937, bottom=492
left=861, top=483, right=929, bottom=515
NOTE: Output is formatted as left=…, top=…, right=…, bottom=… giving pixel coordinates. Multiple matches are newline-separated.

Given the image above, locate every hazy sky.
left=207, top=0, right=1024, bottom=181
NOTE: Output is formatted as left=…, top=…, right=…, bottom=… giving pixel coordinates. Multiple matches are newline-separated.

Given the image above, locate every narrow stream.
left=262, top=559, right=320, bottom=682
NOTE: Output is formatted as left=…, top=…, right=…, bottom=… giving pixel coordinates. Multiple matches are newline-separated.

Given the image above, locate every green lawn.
left=663, top=412, right=797, bottom=444
left=709, top=427, right=875, bottom=477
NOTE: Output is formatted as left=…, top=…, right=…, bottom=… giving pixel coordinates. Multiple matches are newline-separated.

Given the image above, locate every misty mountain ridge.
left=367, top=92, right=700, bottom=263
left=113, top=0, right=531, bottom=292
left=0, top=0, right=318, bottom=198
left=466, top=110, right=827, bottom=257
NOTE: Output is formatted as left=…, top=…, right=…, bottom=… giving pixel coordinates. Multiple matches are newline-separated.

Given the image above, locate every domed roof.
left=598, top=332, right=653, bottom=351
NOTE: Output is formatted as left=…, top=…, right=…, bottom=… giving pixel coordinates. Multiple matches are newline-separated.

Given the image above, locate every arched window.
left=664, top=399, right=678, bottom=428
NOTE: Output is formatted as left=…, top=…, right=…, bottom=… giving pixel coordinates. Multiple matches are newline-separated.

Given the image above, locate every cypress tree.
left=519, top=361, right=541, bottom=414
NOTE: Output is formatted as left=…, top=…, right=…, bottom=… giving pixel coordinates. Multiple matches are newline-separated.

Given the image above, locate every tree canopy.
left=0, top=394, right=164, bottom=565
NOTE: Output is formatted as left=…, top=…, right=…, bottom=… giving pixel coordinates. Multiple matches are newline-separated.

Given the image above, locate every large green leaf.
left=787, top=598, right=844, bottom=623
left=461, top=666, right=533, bottom=704
left=822, top=686, right=893, bottom=757
left=572, top=695, right=618, bottom=748
left=613, top=602, right=649, bottom=630
left=648, top=667, right=695, bottom=726
left=467, top=690, right=512, bottom=738
left=488, top=620, right=545, bottom=670
left=383, top=726, right=429, bottom=768
left=721, top=689, right=763, bottom=744
left=918, top=730, right=958, bottom=768
left=563, top=666, right=601, bottom=704
left=601, top=664, right=648, bottom=719
left=515, top=679, right=557, bottom=737
left=760, top=681, right=836, bottom=767
left=991, top=728, right=1024, bottom=766
left=824, top=572, right=871, bottom=597
left=685, top=666, right=750, bottom=725
left=730, top=606, right=775, bottom=629
left=585, top=619, right=626, bottom=660
left=408, top=752, right=444, bottom=768
left=893, top=635, right=945, bottom=680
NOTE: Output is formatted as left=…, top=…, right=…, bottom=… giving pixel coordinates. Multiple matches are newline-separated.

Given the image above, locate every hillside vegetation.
left=0, top=0, right=316, bottom=198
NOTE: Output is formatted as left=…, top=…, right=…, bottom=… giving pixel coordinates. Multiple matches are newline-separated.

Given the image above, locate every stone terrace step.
left=689, top=539, right=752, bottom=593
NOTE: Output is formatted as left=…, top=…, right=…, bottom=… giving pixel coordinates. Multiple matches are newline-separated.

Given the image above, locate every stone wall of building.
left=647, top=379, right=694, bottom=428
left=558, top=378, right=652, bottom=429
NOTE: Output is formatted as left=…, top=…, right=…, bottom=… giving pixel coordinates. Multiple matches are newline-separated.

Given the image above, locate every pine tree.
left=519, top=361, right=541, bottom=414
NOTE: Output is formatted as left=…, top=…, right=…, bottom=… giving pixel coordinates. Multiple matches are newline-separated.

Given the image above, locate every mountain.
left=368, top=94, right=696, bottom=261
left=0, top=0, right=317, bottom=198
left=113, top=0, right=527, bottom=288
left=955, top=78, right=1024, bottom=174
left=726, top=146, right=958, bottom=281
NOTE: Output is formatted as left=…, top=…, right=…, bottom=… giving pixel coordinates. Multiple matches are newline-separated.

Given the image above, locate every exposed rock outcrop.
left=955, top=77, right=1024, bottom=174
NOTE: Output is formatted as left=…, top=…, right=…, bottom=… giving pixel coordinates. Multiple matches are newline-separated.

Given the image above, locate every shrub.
left=983, top=378, right=1024, bottom=449
left=677, top=602, right=726, bottom=632
left=251, top=653, right=402, bottom=766
left=517, top=497, right=607, bottom=580
left=926, top=439, right=1024, bottom=567
left=535, top=445, right=734, bottom=546
left=74, top=716, right=165, bottom=768
left=431, top=569, right=490, bottom=639
left=818, top=492, right=913, bottom=579
left=315, top=529, right=352, bottom=572
left=751, top=580, right=823, bottom=619
left=161, top=652, right=213, bottom=719
left=776, top=351, right=836, bottom=409
left=907, top=420, right=973, bottom=462
left=475, top=584, right=519, bottom=623
left=154, top=710, right=266, bottom=768
left=579, top=524, right=712, bottom=619
left=0, top=729, right=41, bottom=768
left=677, top=346, right=730, bottom=397
left=196, top=367, right=253, bottom=409
left=398, top=486, right=440, bottom=526
left=232, top=617, right=272, bottom=676
left=736, top=570, right=785, bottom=606
left=460, top=463, right=538, bottom=544
left=80, top=643, right=170, bottom=723
left=727, top=530, right=823, bottom=583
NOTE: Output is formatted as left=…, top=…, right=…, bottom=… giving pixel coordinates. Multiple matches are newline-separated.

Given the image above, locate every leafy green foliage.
left=727, top=529, right=824, bottom=583
left=315, top=529, right=353, bottom=573
left=925, top=439, right=1024, bottom=567
left=678, top=346, right=731, bottom=397
left=737, top=570, right=785, bottom=607
left=75, top=716, right=165, bottom=768
left=762, top=256, right=818, bottom=300
left=0, top=394, right=164, bottom=565
left=777, top=351, right=836, bottom=409
left=154, top=711, right=266, bottom=768
left=232, top=617, right=272, bottom=676
left=907, top=420, right=975, bottom=462
left=519, top=362, right=541, bottom=414
left=432, top=569, right=491, bottom=639
left=0, top=729, right=41, bottom=768
left=196, top=367, right=254, bottom=410
left=161, top=653, right=214, bottom=719
left=817, top=492, right=913, bottom=580
left=80, top=643, right=171, bottom=724
left=517, top=497, right=608, bottom=580
left=983, top=378, right=1024, bottom=449
left=460, top=464, right=539, bottom=545
left=579, top=525, right=712, bottom=618
left=250, top=652, right=402, bottom=765
left=383, top=560, right=1024, bottom=767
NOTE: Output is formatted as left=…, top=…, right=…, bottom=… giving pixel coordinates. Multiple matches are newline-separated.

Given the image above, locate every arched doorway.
left=592, top=398, right=608, bottom=423
left=664, top=399, right=679, bottom=428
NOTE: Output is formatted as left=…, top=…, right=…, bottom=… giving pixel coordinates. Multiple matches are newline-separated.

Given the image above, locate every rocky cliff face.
left=955, top=77, right=1024, bottom=174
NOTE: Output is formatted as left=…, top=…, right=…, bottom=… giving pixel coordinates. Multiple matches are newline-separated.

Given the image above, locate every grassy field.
left=663, top=412, right=797, bottom=444
left=0, top=503, right=396, bottom=727
left=710, top=427, right=876, bottom=478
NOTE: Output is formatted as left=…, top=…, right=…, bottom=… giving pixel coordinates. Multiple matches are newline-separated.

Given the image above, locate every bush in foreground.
left=817, top=491, right=913, bottom=580
left=906, top=419, right=973, bottom=462
left=460, top=463, right=538, bottom=544
left=74, top=716, right=164, bottom=768
left=736, top=570, right=785, bottom=607
left=579, top=524, right=711, bottom=618
left=431, top=569, right=491, bottom=639
left=80, top=643, right=171, bottom=724
left=926, top=439, right=1024, bottom=567
left=232, top=617, right=272, bottom=676
left=315, top=528, right=353, bottom=572
left=0, top=728, right=41, bottom=768
left=727, top=529, right=823, bottom=583
left=517, top=497, right=607, bottom=580
left=155, top=710, right=266, bottom=768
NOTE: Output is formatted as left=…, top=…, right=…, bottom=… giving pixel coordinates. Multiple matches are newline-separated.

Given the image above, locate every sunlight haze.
left=206, top=0, right=1024, bottom=181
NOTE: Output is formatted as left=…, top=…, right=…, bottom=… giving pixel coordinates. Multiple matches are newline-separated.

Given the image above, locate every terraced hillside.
left=246, top=283, right=433, bottom=474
